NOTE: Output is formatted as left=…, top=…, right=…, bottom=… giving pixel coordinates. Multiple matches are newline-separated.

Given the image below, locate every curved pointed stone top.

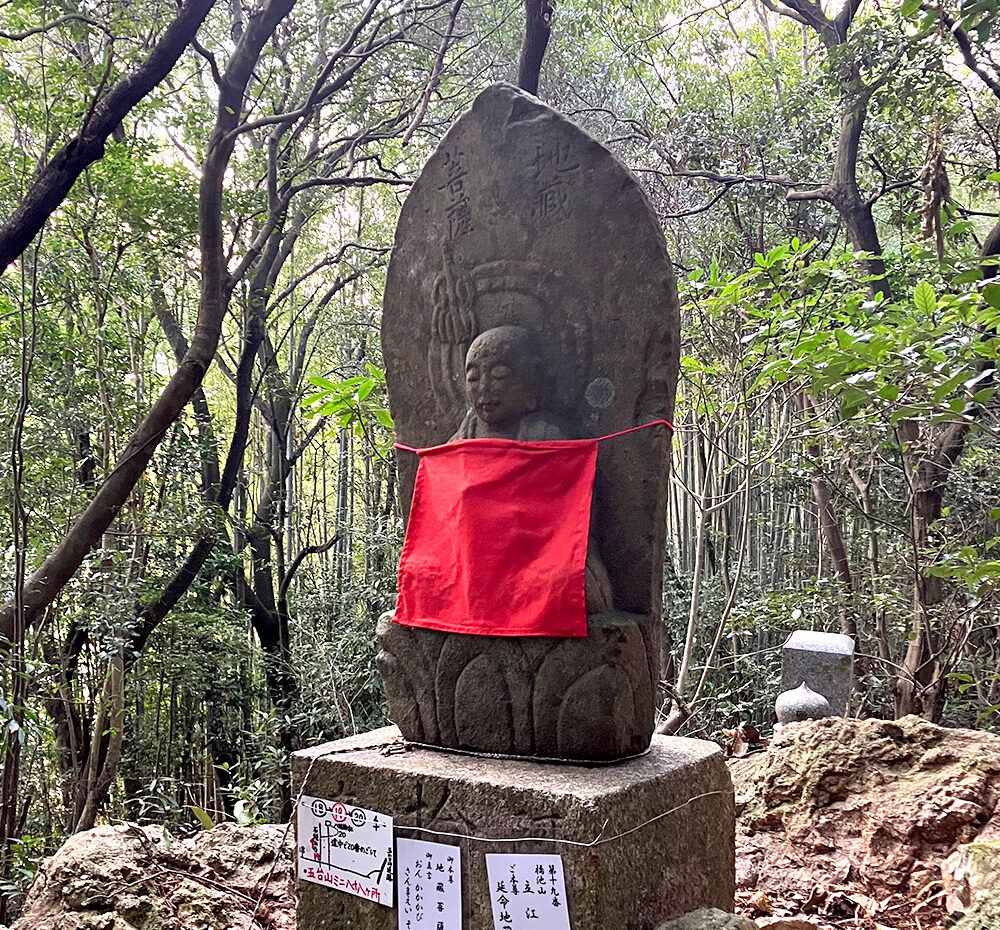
left=784, top=630, right=856, bottom=655
left=382, top=84, right=680, bottom=614
left=775, top=682, right=833, bottom=724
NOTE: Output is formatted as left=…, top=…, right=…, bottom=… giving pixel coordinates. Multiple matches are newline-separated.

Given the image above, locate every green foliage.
left=304, top=364, right=395, bottom=447
left=674, top=234, right=1000, bottom=729
left=692, top=240, right=998, bottom=430
left=0, top=834, right=46, bottom=907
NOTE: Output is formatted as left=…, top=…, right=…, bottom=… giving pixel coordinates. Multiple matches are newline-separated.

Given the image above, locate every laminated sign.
left=296, top=796, right=393, bottom=906
left=397, top=838, right=462, bottom=930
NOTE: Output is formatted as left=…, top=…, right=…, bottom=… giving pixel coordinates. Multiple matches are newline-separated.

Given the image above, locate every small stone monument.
left=780, top=630, right=855, bottom=716
left=294, top=85, right=734, bottom=930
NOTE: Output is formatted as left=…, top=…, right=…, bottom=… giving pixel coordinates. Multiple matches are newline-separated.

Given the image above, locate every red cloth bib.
left=393, top=421, right=671, bottom=638
left=394, top=437, right=597, bottom=637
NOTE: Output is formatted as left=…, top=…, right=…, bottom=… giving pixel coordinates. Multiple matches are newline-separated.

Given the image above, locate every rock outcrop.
left=12, top=823, right=293, bottom=930
left=12, top=715, right=1000, bottom=930
left=733, top=715, right=1000, bottom=924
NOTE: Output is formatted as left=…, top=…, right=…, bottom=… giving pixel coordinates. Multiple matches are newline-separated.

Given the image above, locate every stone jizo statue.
left=451, top=324, right=614, bottom=614
left=452, top=325, right=564, bottom=441
left=377, top=84, right=680, bottom=761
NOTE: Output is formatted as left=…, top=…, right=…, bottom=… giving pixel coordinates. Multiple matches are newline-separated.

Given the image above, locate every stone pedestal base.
left=377, top=610, right=659, bottom=760
left=292, top=726, right=734, bottom=930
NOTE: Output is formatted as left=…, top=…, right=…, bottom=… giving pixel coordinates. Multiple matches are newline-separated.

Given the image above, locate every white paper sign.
left=397, top=838, right=462, bottom=930
left=296, top=795, right=394, bottom=907
left=485, top=853, right=571, bottom=930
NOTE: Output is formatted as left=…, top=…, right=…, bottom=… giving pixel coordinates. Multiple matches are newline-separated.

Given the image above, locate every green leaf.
left=765, top=244, right=790, bottom=265
left=900, top=0, right=920, bottom=16
left=375, top=408, right=395, bottom=430
left=925, top=564, right=953, bottom=578
left=913, top=281, right=936, bottom=315
left=839, top=385, right=869, bottom=419
left=983, top=283, right=1000, bottom=310
left=188, top=805, right=215, bottom=830
left=951, top=269, right=983, bottom=286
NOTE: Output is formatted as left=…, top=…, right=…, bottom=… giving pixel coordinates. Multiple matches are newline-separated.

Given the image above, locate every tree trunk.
left=778, top=1, right=891, bottom=298
left=800, top=396, right=855, bottom=632
left=891, top=224, right=999, bottom=718
left=72, top=654, right=125, bottom=832
left=893, top=424, right=967, bottom=721
left=517, top=0, right=554, bottom=95
left=0, top=0, right=299, bottom=641
left=0, top=0, right=218, bottom=270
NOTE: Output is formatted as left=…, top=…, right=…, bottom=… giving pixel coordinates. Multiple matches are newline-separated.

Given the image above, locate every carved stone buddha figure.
left=450, top=324, right=614, bottom=614
left=451, top=325, right=565, bottom=441
left=377, top=84, right=679, bottom=760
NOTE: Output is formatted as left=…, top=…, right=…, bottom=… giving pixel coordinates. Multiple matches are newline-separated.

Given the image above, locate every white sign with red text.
left=296, top=795, right=394, bottom=907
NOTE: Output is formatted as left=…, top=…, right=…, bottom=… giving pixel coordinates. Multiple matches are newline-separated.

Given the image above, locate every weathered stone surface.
left=944, top=838, right=1000, bottom=914
left=953, top=897, right=1000, bottom=930
left=377, top=609, right=657, bottom=759
left=779, top=631, right=854, bottom=716
left=381, top=82, right=679, bottom=574
left=655, top=907, right=756, bottom=930
left=732, top=716, right=1000, bottom=904
left=12, top=824, right=293, bottom=930
left=293, top=726, right=734, bottom=930
left=379, top=82, right=679, bottom=760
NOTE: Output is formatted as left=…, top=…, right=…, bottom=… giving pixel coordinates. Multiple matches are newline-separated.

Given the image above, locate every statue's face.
left=465, top=336, right=537, bottom=430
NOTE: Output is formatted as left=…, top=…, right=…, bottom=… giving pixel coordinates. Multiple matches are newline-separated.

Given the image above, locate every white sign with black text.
left=396, top=837, right=462, bottom=929
left=485, top=853, right=571, bottom=930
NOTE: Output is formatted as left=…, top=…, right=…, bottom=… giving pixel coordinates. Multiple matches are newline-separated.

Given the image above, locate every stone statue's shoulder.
left=449, top=410, right=477, bottom=441
left=449, top=410, right=571, bottom=442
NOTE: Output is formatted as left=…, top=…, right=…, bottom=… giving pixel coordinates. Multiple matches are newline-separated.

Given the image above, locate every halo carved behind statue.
left=428, top=247, right=592, bottom=420
left=379, top=84, right=680, bottom=761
